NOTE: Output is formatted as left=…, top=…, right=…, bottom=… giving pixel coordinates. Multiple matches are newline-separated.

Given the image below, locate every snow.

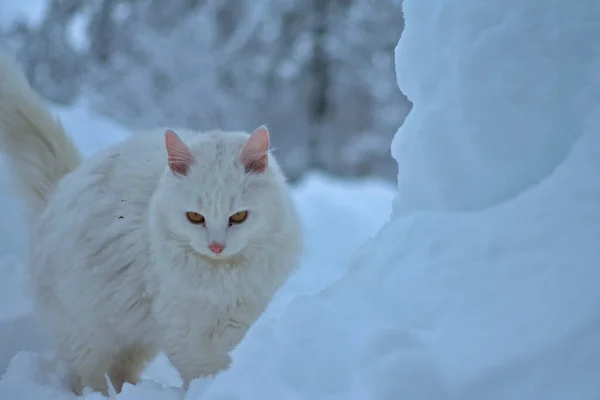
left=2, top=0, right=600, bottom=398
left=393, top=0, right=600, bottom=215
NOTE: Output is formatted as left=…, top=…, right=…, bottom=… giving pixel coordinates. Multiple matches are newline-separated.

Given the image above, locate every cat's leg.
left=152, top=291, right=232, bottom=387
left=106, top=343, right=156, bottom=392
left=160, top=323, right=231, bottom=389
left=60, top=337, right=117, bottom=395
left=166, top=343, right=231, bottom=389
left=58, top=335, right=155, bottom=395
left=31, top=293, right=114, bottom=394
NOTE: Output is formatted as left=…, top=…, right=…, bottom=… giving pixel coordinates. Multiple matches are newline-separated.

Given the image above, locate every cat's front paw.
left=178, top=352, right=232, bottom=389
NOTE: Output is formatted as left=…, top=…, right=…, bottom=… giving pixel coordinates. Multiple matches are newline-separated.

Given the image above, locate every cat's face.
left=156, top=126, right=280, bottom=259
left=169, top=170, right=274, bottom=259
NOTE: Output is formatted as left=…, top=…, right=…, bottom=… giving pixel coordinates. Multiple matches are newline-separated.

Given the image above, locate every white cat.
left=0, top=52, right=302, bottom=395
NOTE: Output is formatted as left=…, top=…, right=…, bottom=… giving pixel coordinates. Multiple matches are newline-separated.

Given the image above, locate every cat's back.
left=64, top=128, right=180, bottom=200
left=38, top=129, right=174, bottom=236
left=29, top=129, right=197, bottom=338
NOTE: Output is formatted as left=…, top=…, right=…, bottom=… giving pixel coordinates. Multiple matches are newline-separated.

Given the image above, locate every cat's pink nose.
left=209, top=242, right=225, bottom=254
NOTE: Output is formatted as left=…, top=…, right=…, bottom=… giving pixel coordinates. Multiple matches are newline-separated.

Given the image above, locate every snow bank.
left=192, top=0, right=600, bottom=398
left=393, top=0, right=600, bottom=214
left=192, top=137, right=600, bottom=400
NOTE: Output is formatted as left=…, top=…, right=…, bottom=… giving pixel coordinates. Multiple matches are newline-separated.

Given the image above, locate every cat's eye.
left=186, top=211, right=205, bottom=224
left=229, top=211, right=248, bottom=224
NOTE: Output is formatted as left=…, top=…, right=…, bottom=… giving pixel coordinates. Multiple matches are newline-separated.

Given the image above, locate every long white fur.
left=0, top=52, right=81, bottom=220
left=0, top=52, right=303, bottom=395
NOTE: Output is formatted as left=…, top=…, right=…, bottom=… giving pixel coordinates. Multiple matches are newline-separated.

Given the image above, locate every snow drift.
left=191, top=0, right=600, bottom=398
left=393, top=0, right=600, bottom=214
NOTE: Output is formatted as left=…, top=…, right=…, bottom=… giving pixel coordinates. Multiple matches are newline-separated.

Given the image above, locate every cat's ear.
left=165, top=129, right=194, bottom=176
left=240, top=125, right=269, bottom=173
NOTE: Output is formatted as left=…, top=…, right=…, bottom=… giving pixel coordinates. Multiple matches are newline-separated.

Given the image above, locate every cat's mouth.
left=202, top=250, right=229, bottom=259
left=193, top=246, right=240, bottom=261
left=187, top=241, right=244, bottom=262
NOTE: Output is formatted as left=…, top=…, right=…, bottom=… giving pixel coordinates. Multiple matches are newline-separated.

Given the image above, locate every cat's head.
left=151, top=126, right=288, bottom=259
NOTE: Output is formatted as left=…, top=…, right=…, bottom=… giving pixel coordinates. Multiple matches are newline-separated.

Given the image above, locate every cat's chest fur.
left=148, top=249, right=279, bottom=352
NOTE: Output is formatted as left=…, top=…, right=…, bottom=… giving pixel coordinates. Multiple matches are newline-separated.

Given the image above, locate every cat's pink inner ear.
left=240, top=125, right=269, bottom=173
left=165, top=129, right=194, bottom=176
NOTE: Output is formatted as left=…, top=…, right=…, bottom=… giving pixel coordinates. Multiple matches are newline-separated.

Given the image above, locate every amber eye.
left=229, top=210, right=248, bottom=224
left=186, top=211, right=205, bottom=224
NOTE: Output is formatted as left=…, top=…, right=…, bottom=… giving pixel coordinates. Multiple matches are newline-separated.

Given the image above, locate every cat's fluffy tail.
left=0, top=51, right=81, bottom=217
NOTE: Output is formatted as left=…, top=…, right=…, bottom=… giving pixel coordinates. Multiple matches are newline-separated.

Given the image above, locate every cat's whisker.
left=244, top=244, right=276, bottom=251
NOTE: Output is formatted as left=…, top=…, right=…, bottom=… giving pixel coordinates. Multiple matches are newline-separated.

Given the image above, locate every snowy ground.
left=0, top=104, right=396, bottom=399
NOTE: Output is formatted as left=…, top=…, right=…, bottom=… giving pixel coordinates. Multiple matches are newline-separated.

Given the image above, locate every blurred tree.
left=3, top=0, right=87, bottom=104
left=88, top=0, right=117, bottom=64
left=2, top=0, right=411, bottom=182
left=306, top=0, right=332, bottom=172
